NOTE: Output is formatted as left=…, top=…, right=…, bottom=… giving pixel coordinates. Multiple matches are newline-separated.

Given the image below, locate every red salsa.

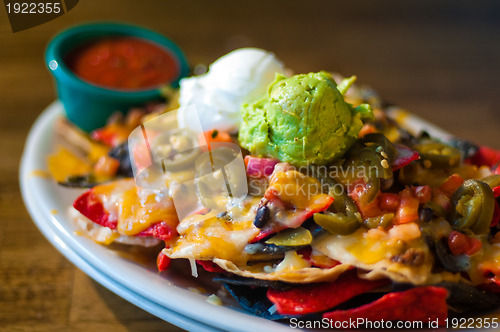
left=65, top=37, right=179, bottom=90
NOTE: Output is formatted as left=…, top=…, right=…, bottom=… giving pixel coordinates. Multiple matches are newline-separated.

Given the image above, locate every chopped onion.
left=189, top=258, right=198, bottom=278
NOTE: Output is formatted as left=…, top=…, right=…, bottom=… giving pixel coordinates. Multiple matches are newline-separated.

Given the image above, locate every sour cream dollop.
left=177, top=48, right=285, bottom=133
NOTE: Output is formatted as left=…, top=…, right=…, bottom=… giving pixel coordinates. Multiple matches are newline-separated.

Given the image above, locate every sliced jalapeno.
left=195, top=147, right=242, bottom=209
left=152, top=128, right=200, bottom=171
left=362, top=133, right=397, bottom=162
left=359, top=147, right=393, bottom=180
left=265, top=227, right=312, bottom=246
left=320, top=176, right=360, bottom=216
left=314, top=212, right=360, bottom=235
left=357, top=176, right=381, bottom=205
left=449, top=179, right=495, bottom=235
left=424, top=201, right=446, bottom=218
left=313, top=176, right=361, bottom=235
left=414, top=141, right=461, bottom=168
left=363, top=213, right=394, bottom=229
left=481, top=175, right=500, bottom=189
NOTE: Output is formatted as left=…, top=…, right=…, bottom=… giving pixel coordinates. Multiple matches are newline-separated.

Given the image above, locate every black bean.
left=419, top=207, right=434, bottom=222
left=108, top=142, right=134, bottom=177
left=254, top=203, right=270, bottom=228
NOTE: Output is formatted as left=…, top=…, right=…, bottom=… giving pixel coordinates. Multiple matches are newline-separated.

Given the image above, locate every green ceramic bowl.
left=45, top=22, right=189, bottom=132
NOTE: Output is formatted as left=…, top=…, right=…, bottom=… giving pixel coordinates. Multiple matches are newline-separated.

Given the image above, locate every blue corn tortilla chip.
left=222, top=283, right=289, bottom=320
left=214, top=274, right=292, bottom=291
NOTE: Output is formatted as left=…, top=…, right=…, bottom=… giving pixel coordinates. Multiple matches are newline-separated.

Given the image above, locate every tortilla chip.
left=213, top=258, right=351, bottom=283
left=323, top=286, right=448, bottom=326
left=267, top=270, right=389, bottom=315
left=223, top=283, right=288, bottom=321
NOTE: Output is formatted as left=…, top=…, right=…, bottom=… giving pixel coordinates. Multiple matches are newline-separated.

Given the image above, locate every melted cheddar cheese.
left=92, top=179, right=178, bottom=236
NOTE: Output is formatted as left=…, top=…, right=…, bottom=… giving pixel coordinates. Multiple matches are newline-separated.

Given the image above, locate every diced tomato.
left=347, top=179, right=373, bottom=202
left=91, top=126, right=126, bottom=147
left=495, top=165, right=500, bottom=175
left=157, top=251, right=171, bottom=271
left=439, top=174, right=464, bottom=197
left=448, top=231, right=469, bottom=256
left=200, top=129, right=233, bottom=151
left=358, top=197, right=383, bottom=219
left=494, top=186, right=500, bottom=198
left=73, top=190, right=117, bottom=229
left=358, top=123, right=377, bottom=138
left=412, top=186, right=432, bottom=204
left=467, top=146, right=500, bottom=168
left=93, top=155, right=120, bottom=176
left=379, top=193, right=401, bottom=211
left=467, top=238, right=483, bottom=256
left=448, top=231, right=482, bottom=256
left=394, top=189, right=420, bottom=224
left=348, top=180, right=382, bottom=218
left=432, top=189, right=451, bottom=212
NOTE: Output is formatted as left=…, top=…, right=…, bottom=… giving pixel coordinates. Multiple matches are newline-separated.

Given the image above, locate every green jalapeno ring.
left=265, top=227, right=313, bottom=246
left=313, top=212, right=360, bottom=236
left=317, top=176, right=360, bottom=217
left=362, top=133, right=397, bottom=162
left=355, top=147, right=393, bottom=180
left=481, top=174, right=500, bottom=189
left=152, top=128, right=201, bottom=171
left=449, top=179, right=495, bottom=235
left=363, top=213, right=394, bottom=229
left=414, top=142, right=461, bottom=168
left=312, top=175, right=361, bottom=235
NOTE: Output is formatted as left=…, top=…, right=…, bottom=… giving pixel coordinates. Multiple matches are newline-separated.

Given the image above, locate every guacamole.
left=238, top=72, right=373, bottom=166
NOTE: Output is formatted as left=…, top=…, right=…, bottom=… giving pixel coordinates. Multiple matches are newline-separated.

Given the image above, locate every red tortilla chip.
left=323, top=286, right=448, bottom=326
left=196, top=260, right=225, bottom=273
left=267, top=270, right=389, bottom=315
left=467, top=146, right=500, bottom=168
left=157, top=251, right=171, bottom=271
left=73, top=190, right=117, bottom=229
left=138, top=221, right=176, bottom=241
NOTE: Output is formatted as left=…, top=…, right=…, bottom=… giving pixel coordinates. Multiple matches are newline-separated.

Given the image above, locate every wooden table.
left=1, top=1, right=499, bottom=331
